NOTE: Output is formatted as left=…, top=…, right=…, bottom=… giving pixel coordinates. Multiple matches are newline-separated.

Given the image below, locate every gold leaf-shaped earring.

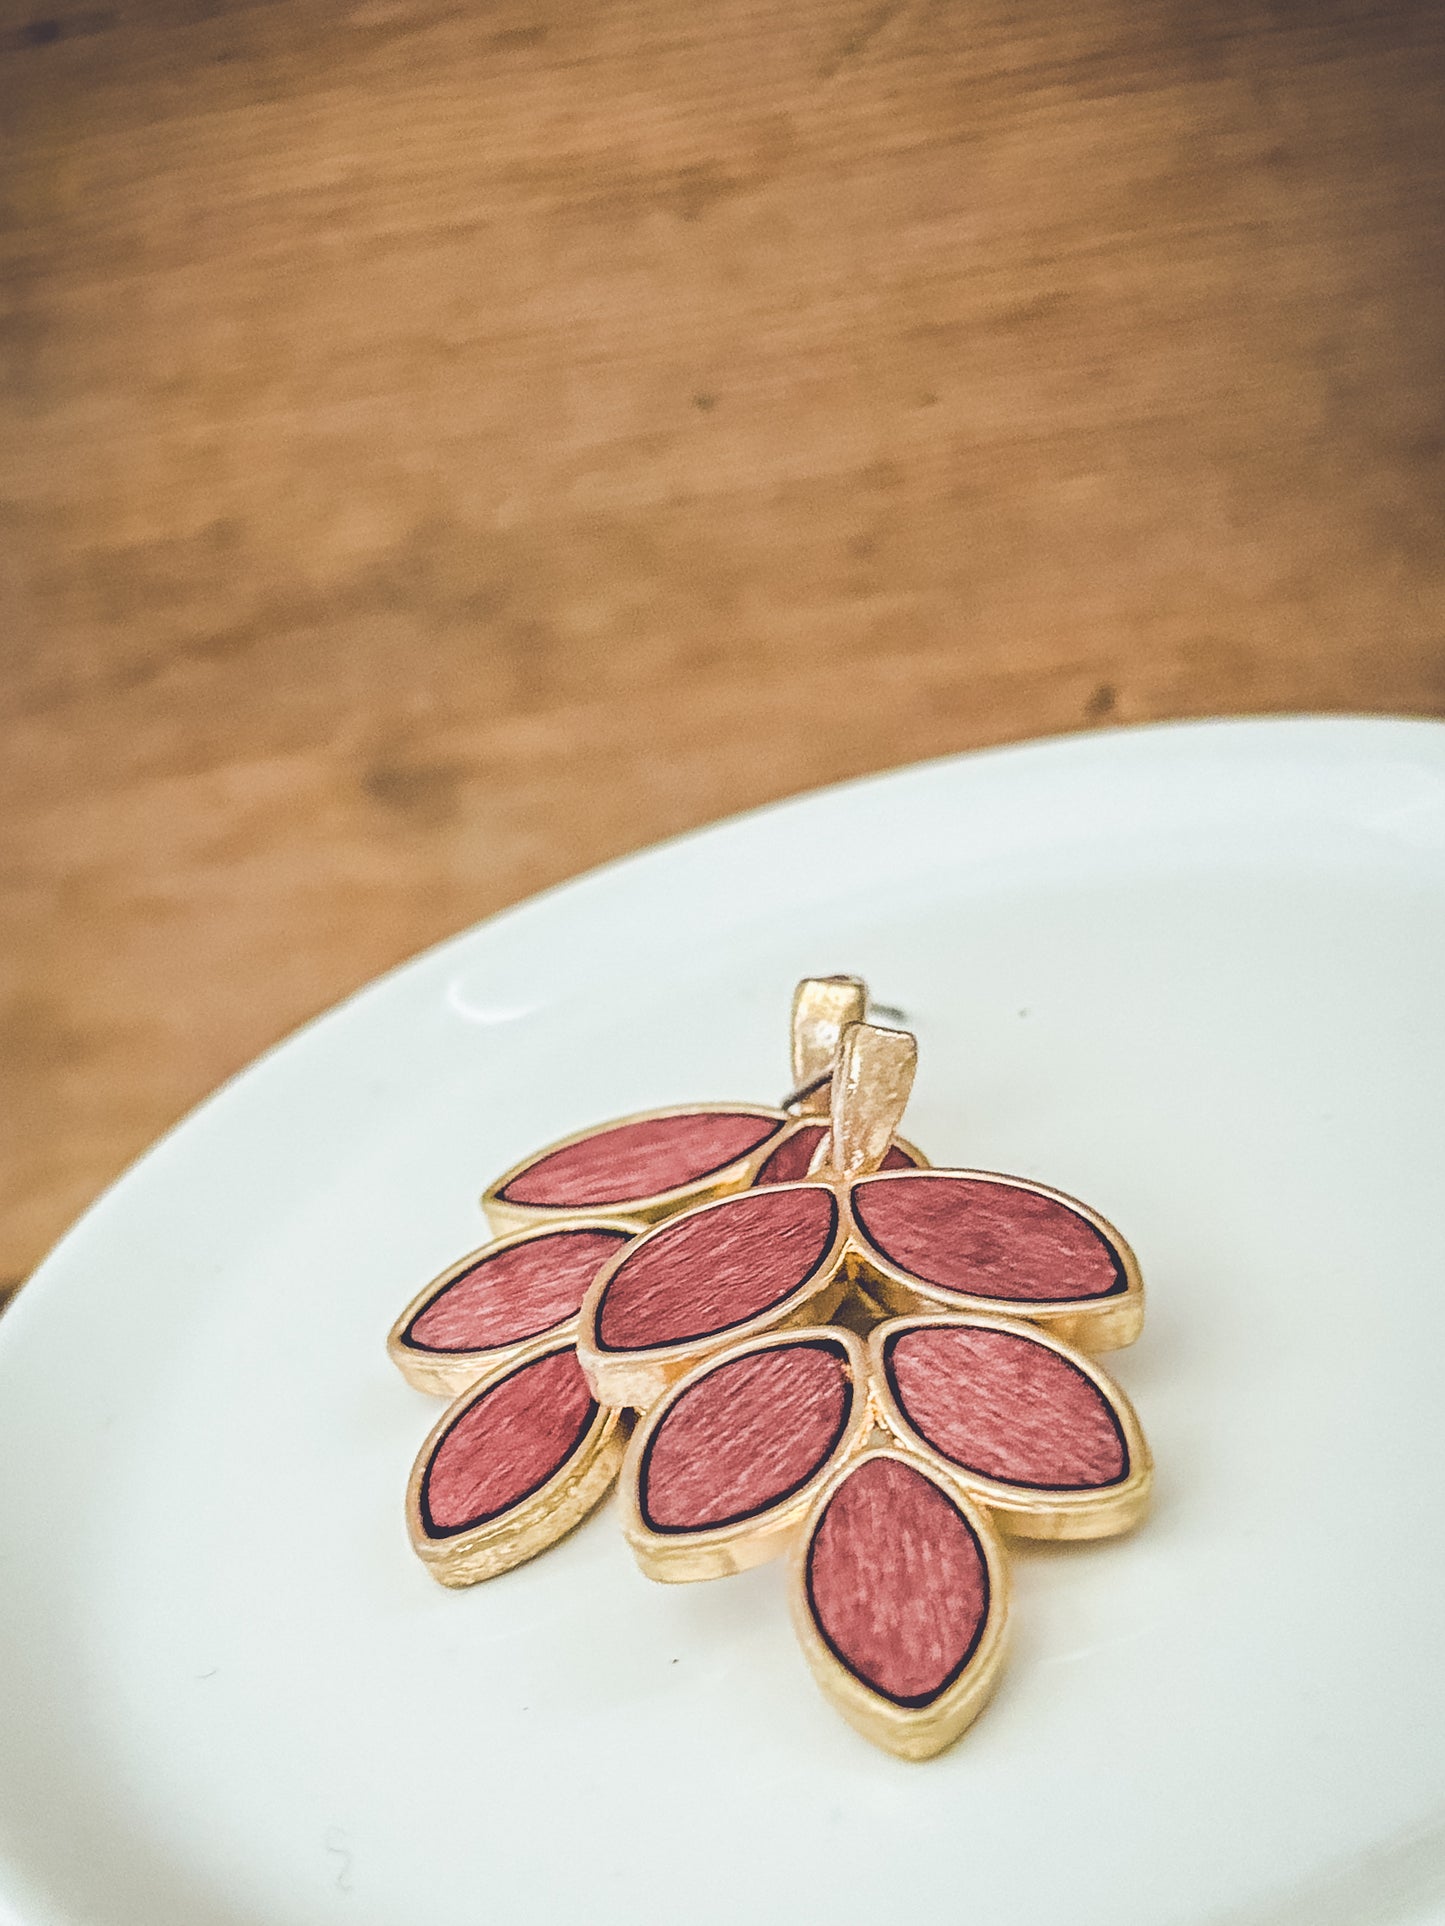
left=388, top=974, right=1155, bottom=1764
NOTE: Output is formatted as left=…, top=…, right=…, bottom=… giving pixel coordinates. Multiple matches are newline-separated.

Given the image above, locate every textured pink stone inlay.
left=889, top=1325, right=1126, bottom=1488
left=595, top=1184, right=837, bottom=1351
left=807, top=1457, right=989, bottom=1705
left=852, top=1173, right=1121, bottom=1301
left=642, top=1342, right=850, bottom=1529
left=407, top=1228, right=628, bottom=1352
left=752, top=1125, right=917, bottom=1188
left=499, top=1110, right=782, bottom=1207
left=422, top=1348, right=595, bottom=1535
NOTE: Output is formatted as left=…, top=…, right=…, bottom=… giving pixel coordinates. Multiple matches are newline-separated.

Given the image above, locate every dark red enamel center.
left=852, top=1173, right=1122, bottom=1301
left=807, top=1456, right=989, bottom=1706
left=641, top=1341, right=851, bottom=1530
left=421, top=1348, right=596, bottom=1537
left=406, top=1228, right=628, bottom=1352
left=888, top=1324, right=1127, bottom=1488
left=499, top=1110, right=782, bottom=1207
left=595, top=1183, right=838, bottom=1351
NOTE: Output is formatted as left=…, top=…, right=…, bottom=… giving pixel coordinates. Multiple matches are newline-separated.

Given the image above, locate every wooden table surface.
left=3, top=0, right=1443, bottom=1292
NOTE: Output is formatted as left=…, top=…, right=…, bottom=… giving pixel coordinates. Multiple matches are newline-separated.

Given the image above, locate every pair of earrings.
left=387, top=976, right=1152, bottom=1759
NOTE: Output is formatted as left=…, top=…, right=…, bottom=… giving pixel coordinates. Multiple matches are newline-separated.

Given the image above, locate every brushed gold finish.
left=815, top=1020, right=918, bottom=1180
left=788, top=976, right=868, bottom=1114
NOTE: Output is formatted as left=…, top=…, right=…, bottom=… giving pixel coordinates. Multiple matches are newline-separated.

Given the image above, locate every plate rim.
left=8, top=711, right=1445, bottom=1329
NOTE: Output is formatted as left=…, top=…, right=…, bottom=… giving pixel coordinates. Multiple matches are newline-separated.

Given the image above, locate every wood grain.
left=2, top=0, right=1444, bottom=1289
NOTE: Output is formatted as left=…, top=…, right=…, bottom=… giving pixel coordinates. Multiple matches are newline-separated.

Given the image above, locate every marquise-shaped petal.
left=790, top=1448, right=1008, bottom=1759
left=576, top=1183, right=846, bottom=1409
left=389, top=1223, right=631, bottom=1395
left=482, top=1106, right=789, bottom=1235
left=872, top=1314, right=1152, bottom=1538
left=751, top=1122, right=924, bottom=1188
left=849, top=1168, right=1144, bottom=1350
left=619, top=1328, right=871, bottom=1579
left=406, top=1340, right=623, bottom=1586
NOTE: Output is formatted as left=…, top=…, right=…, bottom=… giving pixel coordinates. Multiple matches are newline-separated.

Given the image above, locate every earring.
left=387, top=983, right=1152, bottom=1760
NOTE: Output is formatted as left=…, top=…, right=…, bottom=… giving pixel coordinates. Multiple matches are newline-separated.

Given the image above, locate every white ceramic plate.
left=3, top=717, right=1445, bottom=1926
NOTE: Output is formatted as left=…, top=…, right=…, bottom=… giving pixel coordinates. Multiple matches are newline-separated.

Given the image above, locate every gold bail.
left=789, top=976, right=868, bottom=1115
left=820, top=1020, right=918, bottom=1178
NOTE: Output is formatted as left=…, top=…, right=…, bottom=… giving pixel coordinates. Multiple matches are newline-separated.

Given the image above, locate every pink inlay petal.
left=641, top=1340, right=853, bottom=1531
left=751, top=1125, right=826, bottom=1188
left=405, top=1228, right=629, bottom=1353
left=852, top=1173, right=1124, bottom=1302
left=420, top=1348, right=598, bottom=1537
left=806, top=1457, right=990, bottom=1706
left=886, top=1324, right=1127, bottom=1489
left=752, top=1126, right=918, bottom=1188
left=498, top=1110, right=783, bottom=1208
left=595, top=1185, right=839, bottom=1352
